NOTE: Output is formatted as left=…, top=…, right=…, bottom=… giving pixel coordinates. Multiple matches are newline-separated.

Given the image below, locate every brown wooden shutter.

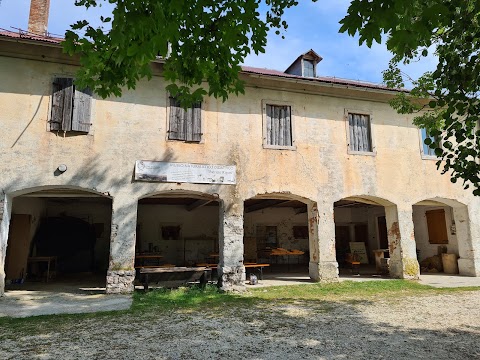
left=71, top=87, right=92, bottom=133
left=50, top=77, right=74, bottom=131
left=426, top=209, right=449, bottom=244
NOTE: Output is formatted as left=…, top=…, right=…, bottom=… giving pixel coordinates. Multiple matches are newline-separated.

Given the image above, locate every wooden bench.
left=244, top=263, right=270, bottom=280
left=138, top=266, right=211, bottom=291
left=345, top=254, right=360, bottom=275
left=197, top=263, right=271, bottom=280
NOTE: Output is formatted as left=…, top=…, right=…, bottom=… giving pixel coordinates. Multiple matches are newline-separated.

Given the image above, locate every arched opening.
left=135, top=191, right=220, bottom=278
left=333, top=196, right=394, bottom=277
left=243, top=193, right=313, bottom=284
left=4, top=187, right=112, bottom=292
left=412, top=198, right=467, bottom=275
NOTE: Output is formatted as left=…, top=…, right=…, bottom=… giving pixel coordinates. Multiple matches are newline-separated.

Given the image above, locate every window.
left=168, top=97, right=202, bottom=142
left=420, top=128, right=440, bottom=157
left=303, top=59, right=315, bottom=77
left=50, top=77, right=92, bottom=133
left=347, top=112, right=373, bottom=153
left=264, top=103, right=294, bottom=149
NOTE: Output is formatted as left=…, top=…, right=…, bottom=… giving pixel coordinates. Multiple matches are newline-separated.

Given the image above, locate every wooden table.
left=27, top=256, right=57, bottom=282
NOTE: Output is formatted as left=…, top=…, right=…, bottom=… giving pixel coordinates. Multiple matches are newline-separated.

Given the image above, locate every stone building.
left=1, top=1, right=479, bottom=295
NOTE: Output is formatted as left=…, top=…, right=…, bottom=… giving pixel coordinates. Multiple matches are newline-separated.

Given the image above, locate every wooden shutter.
left=349, top=113, right=372, bottom=152
left=266, top=104, right=292, bottom=146
left=191, top=102, right=202, bottom=142
left=50, top=77, right=74, bottom=131
left=168, top=97, right=186, bottom=140
left=283, top=106, right=292, bottom=146
left=426, top=209, right=449, bottom=244
left=266, top=104, right=273, bottom=145
left=71, top=87, right=92, bottom=133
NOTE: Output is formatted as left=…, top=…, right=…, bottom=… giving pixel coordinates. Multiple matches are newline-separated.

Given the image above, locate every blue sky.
left=0, top=0, right=436, bottom=85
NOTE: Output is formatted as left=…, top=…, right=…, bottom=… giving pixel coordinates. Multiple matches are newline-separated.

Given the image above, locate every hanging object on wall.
left=135, top=160, right=236, bottom=184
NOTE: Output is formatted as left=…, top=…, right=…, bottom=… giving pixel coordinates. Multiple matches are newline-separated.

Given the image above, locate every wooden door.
left=426, top=209, right=448, bottom=244
left=5, top=214, right=31, bottom=281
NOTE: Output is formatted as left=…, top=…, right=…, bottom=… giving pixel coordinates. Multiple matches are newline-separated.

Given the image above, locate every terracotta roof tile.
left=0, top=29, right=403, bottom=93
left=0, top=29, right=62, bottom=44
left=241, top=65, right=402, bottom=92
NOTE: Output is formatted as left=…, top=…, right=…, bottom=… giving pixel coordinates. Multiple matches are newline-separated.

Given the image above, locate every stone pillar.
left=106, top=195, right=137, bottom=294
left=308, top=201, right=338, bottom=282
left=455, top=205, right=480, bottom=276
left=218, top=199, right=245, bottom=291
left=385, top=205, right=420, bottom=279
left=0, top=193, right=10, bottom=296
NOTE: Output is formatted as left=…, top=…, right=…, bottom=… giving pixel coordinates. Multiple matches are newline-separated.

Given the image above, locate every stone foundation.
left=389, top=257, right=420, bottom=280
left=309, top=261, right=339, bottom=283
left=106, top=270, right=135, bottom=294
left=218, top=265, right=246, bottom=292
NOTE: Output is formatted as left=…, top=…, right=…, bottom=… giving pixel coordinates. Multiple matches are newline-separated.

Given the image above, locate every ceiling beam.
left=186, top=199, right=213, bottom=211
left=245, top=199, right=290, bottom=213
left=295, top=206, right=308, bottom=214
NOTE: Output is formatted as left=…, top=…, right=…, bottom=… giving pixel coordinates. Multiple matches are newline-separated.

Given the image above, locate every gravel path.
left=1, top=291, right=479, bottom=359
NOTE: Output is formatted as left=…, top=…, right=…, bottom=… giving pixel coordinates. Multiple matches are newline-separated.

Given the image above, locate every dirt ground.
left=1, top=290, right=479, bottom=359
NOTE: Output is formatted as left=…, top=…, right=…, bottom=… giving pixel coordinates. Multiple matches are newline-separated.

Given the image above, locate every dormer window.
left=303, top=59, right=315, bottom=77
left=284, top=49, right=322, bottom=78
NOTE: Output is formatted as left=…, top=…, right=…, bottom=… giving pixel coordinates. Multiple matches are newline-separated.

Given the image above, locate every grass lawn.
left=1, top=280, right=479, bottom=339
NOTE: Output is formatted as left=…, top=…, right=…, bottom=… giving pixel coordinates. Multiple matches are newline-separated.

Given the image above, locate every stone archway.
left=333, top=195, right=419, bottom=280
left=242, top=192, right=331, bottom=283
left=1, top=186, right=113, bottom=296
left=412, top=197, right=474, bottom=276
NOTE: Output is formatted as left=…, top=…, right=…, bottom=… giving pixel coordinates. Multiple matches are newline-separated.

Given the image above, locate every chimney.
left=28, top=0, right=51, bottom=35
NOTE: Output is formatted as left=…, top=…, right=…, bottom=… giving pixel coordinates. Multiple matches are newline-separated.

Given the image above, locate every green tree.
left=63, top=0, right=302, bottom=105
left=340, top=0, right=480, bottom=195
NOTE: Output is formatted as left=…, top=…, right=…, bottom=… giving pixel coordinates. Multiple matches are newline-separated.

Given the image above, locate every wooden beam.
left=295, top=206, right=307, bottom=214
left=186, top=199, right=213, bottom=211
left=245, top=200, right=290, bottom=213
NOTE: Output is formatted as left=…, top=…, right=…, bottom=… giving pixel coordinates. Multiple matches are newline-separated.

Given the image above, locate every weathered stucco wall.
left=1, top=40, right=479, bottom=294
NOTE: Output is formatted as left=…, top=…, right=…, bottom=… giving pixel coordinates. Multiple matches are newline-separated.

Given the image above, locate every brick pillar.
left=28, top=0, right=51, bottom=35
left=218, top=199, right=245, bottom=291
left=308, top=201, right=339, bottom=282
left=106, top=195, right=137, bottom=294
left=385, top=205, right=420, bottom=279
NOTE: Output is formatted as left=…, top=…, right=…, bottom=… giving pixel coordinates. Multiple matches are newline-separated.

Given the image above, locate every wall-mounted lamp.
left=57, top=164, right=68, bottom=173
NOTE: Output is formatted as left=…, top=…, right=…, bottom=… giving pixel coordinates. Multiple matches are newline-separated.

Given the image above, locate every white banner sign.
left=135, top=160, right=236, bottom=185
